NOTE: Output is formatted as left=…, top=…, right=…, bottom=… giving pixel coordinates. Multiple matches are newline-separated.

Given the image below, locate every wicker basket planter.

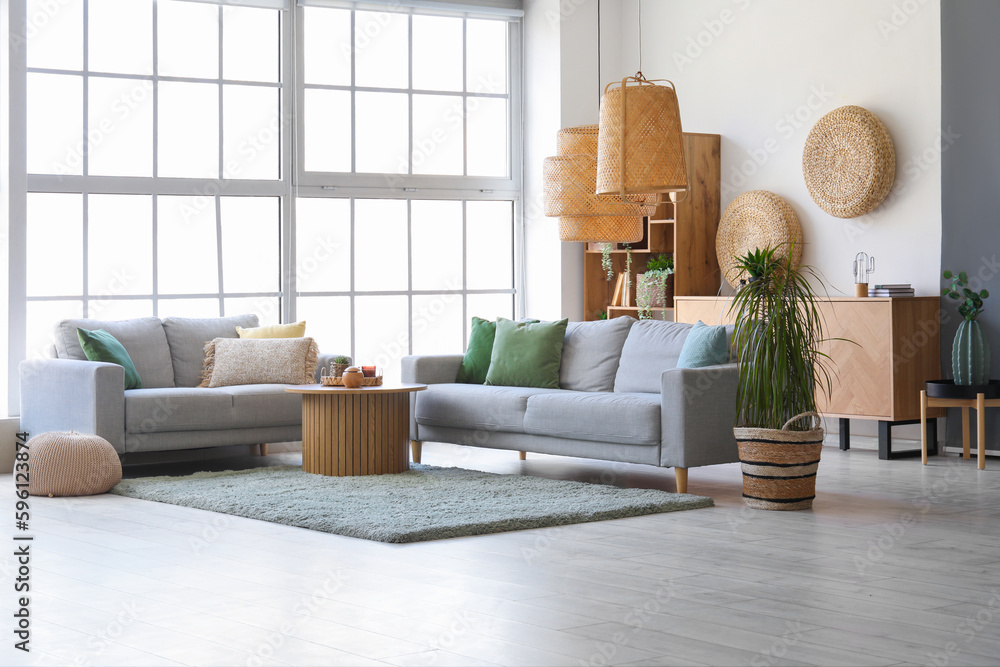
left=735, top=413, right=824, bottom=511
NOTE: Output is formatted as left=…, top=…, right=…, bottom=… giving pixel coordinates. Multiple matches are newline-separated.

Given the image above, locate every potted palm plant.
left=728, top=244, right=835, bottom=510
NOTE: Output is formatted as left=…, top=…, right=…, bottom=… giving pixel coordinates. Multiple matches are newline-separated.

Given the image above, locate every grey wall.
left=941, top=0, right=1000, bottom=450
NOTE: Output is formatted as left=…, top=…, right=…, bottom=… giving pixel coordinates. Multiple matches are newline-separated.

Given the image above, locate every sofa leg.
left=411, top=440, right=422, bottom=463
left=519, top=451, right=526, bottom=460
left=258, top=444, right=268, bottom=457
left=674, top=468, right=688, bottom=494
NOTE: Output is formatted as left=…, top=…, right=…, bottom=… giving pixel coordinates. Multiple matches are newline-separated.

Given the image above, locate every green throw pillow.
left=485, top=318, right=569, bottom=388
left=676, top=320, right=729, bottom=369
left=455, top=316, right=497, bottom=384
left=77, top=328, right=143, bottom=389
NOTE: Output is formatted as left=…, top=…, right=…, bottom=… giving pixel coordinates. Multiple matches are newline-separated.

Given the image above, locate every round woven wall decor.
left=802, top=105, right=895, bottom=219
left=716, top=190, right=803, bottom=287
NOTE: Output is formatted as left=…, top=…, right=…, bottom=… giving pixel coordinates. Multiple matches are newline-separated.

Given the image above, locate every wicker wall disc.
left=802, top=105, right=895, bottom=218
left=559, top=216, right=644, bottom=243
left=716, top=190, right=803, bottom=287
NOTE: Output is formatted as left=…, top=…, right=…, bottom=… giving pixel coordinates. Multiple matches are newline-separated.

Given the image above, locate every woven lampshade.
left=802, top=105, right=895, bottom=219
left=596, top=77, right=688, bottom=200
left=543, top=124, right=653, bottom=243
left=716, top=190, right=803, bottom=288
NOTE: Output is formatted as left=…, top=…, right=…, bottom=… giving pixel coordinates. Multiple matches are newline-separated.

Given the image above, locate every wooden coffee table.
left=285, top=383, right=426, bottom=476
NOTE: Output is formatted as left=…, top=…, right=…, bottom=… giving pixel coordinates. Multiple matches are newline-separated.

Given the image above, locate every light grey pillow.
left=559, top=317, right=636, bottom=392
left=53, top=317, right=176, bottom=388
left=162, top=314, right=259, bottom=387
left=613, top=320, right=693, bottom=393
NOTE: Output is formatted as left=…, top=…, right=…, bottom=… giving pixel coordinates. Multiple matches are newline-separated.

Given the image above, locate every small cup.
left=362, top=365, right=376, bottom=378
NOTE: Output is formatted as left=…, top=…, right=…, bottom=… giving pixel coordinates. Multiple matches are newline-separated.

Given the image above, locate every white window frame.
left=3, top=0, right=524, bottom=416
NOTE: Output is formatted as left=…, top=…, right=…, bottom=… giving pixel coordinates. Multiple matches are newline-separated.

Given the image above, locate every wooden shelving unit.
left=583, top=133, right=722, bottom=321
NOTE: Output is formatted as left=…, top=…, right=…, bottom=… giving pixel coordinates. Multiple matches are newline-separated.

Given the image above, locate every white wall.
left=612, top=0, right=942, bottom=297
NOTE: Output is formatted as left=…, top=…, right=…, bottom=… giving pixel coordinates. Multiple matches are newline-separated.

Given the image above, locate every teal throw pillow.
left=77, top=328, right=143, bottom=389
left=485, top=318, right=569, bottom=388
left=676, top=320, right=729, bottom=369
left=455, top=316, right=497, bottom=384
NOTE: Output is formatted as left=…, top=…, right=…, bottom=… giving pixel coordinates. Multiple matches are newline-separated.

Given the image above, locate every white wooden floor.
left=4, top=438, right=1000, bottom=667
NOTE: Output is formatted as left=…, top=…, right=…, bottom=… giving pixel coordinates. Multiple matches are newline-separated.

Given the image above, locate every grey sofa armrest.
left=314, top=353, right=352, bottom=382
left=19, top=359, right=127, bottom=454
left=401, top=354, right=464, bottom=441
left=659, top=362, right=739, bottom=469
left=401, top=354, right=464, bottom=385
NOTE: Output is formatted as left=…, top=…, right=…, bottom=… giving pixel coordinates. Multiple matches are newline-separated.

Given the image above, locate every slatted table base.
left=301, top=392, right=411, bottom=476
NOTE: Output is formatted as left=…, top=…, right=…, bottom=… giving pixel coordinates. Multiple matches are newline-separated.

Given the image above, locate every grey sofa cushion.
left=414, top=383, right=562, bottom=432
left=523, top=391, right=661, bottom=446
left=162, top=314, right=259, bottom=387
left=614, top=320, right=693, bottom=393
left=125, top=384, right=300, bottom=434
left=53, top=317, right=176, bottom=389
left=559, top=317, right=636, bottom=392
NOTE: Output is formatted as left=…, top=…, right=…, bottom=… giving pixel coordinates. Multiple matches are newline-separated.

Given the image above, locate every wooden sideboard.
left=674, top=296, right=945, bottom=459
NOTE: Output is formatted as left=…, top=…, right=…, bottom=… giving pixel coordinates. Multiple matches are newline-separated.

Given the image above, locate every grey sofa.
left=402, top=317, right=739, bottom=493
left=19, top=315, right=343, bottom=456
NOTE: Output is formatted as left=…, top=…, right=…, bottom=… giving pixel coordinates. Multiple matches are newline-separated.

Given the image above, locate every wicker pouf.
left=26, top=431, right=122, bottom=497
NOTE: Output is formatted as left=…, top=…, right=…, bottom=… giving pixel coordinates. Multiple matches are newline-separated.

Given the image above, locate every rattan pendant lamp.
left=544, top=125, right=654, bottom=243
left=542, top=0, right=654, bottom=243
left=596, top=0, right=688, bottom=202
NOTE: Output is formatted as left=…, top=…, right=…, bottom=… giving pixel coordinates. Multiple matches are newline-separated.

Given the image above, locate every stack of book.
left=868, top=283, right=915, bottom=297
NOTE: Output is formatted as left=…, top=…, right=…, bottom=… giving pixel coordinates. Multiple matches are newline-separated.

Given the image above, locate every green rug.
left=110, top=464, right=713, bottom=543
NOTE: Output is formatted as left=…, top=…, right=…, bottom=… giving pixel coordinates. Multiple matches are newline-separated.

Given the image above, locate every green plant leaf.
left=943, top=270, right=953, bottom=279
left=960, top=271, right=968, bottom=283
left=982, top=289, right=990, bottom=298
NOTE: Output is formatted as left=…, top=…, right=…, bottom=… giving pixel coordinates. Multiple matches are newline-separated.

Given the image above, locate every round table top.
left=926, top=379, right=1000, bottom=400
left=284, top=382, right=427, bottom=395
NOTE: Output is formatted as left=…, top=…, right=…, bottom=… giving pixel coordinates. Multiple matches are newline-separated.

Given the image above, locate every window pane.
left=158, top=0, right=218, bottom=79
left=89, top=0, right=152, bottom=75
left=411, top=200, right=462, bottom=291
left=88, top=299, right=153, bottom=321
left=27, top=73, right=82, bottom=175
left=88, top=194, right=153, bottom=296
left=224, top=297, right=280, bottom=327
left=296, top=296, right=352, bottom=359
left=354, top=11, right=408, bottom=89
left=304, top=89, right=351, bottom=172
left=355, top=200, right=406, bottom=291
left=303, top=7, right=351, bottom=86
left=466, top=97, right=507, bottom=177
left=296, top=198, right=351, bottom=293
left=26, top=301, right=83, bottom=360
left=220, top=197, right=279, bottom=293
left=88, top=77, right=154, bottom=177
left=223, top=6, right=278, bottom=83
left=412, top=16, right=462, bottom=92
left=26, top=0, right=83, bottom=71
left=467, top=201, right=513, bottom=290
left=355, top=92, right=407, bottom=174
left=158, top=82, right=219, bottom=179
left=157, top=299, right=221, bottom=319
left=157, top=196, right=219, bottom=295
left=355, top=295, right=408, bottom=383
left=412, top=95, right=463, bottom=176
left=466, top=293, right=513, bottom=323
left=223, top=85, right=279, bottom=180
left=26, top=194, right=82, bottom=297
left=412, top=294, right=462, bottom=356
left=467, top=19, right=507, bottom=94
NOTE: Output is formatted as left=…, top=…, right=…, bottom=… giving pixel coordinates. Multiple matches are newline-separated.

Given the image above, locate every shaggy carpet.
left=110, top=464, right=714, bottom=543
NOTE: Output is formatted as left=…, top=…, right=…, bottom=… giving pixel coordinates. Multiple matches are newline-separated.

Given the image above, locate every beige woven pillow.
left=199, top=337, right=319, bottom=388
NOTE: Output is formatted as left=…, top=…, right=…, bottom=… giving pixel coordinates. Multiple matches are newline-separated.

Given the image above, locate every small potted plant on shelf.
left=636, top=254, right=674, bottom=320
left=728, top=244, right=836, bottom=511
left=943, top=269, right=990, bottom=385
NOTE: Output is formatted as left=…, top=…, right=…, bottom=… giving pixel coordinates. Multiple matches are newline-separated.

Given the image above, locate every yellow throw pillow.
left=236, top=321, right=306, bottom=339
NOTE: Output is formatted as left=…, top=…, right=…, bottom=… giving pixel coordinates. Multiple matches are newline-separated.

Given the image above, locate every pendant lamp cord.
left=636, top=0, right=643, bottom=80
left=597, top=0, right=601, bottom=101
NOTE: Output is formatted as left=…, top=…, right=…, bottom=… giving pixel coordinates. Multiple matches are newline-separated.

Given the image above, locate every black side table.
left=921, top=380, right=1000, bottom=470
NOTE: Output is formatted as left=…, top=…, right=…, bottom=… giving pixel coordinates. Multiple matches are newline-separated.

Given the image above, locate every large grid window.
left=8, top=0, right=522, bottom=410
